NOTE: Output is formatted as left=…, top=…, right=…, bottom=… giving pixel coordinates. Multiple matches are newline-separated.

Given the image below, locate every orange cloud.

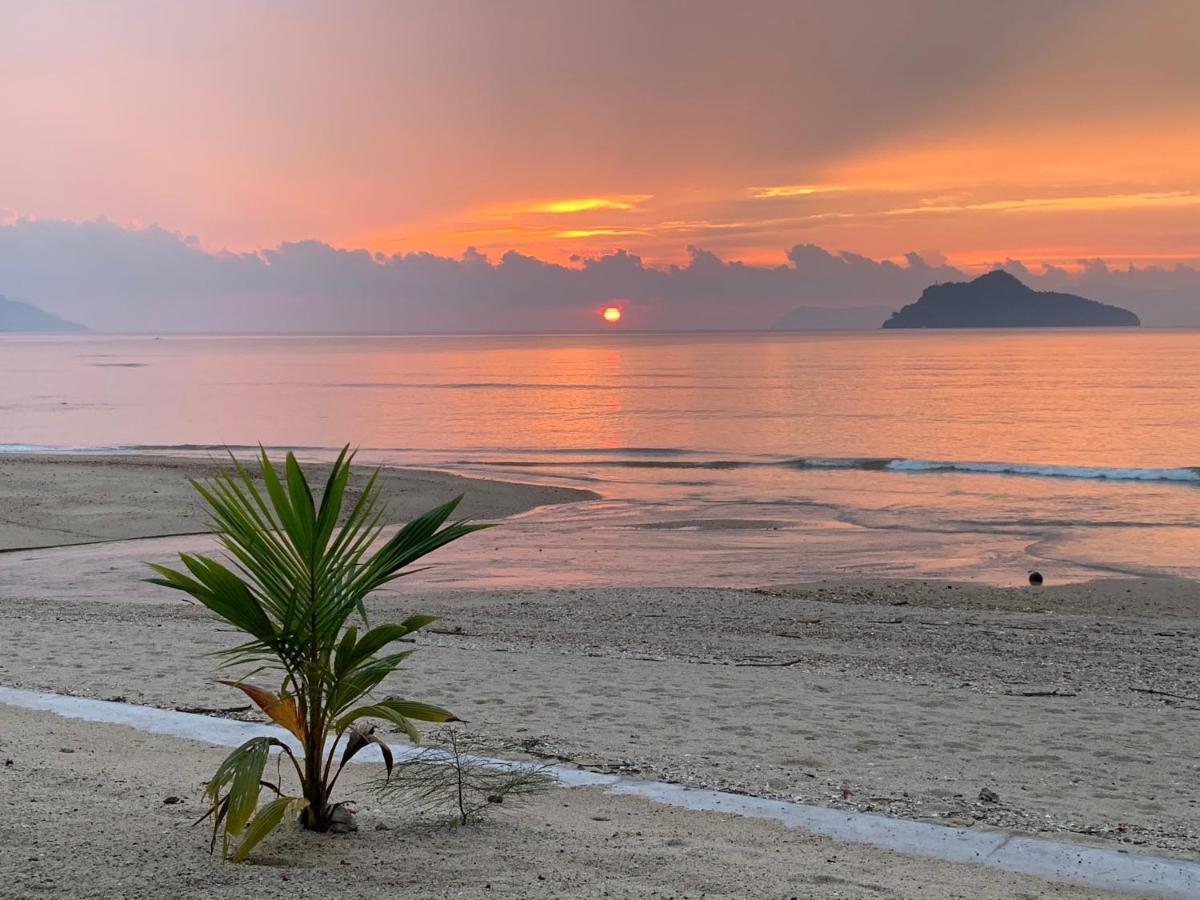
left=881, top=191, right=1200, bottom=218
left=555, top=227, right=645, bottom=239
left=749, top=184, right=846, bottom=198
left=528, top=196, right=649, bottom=214
left=343, top=112, right=1200, bottom=270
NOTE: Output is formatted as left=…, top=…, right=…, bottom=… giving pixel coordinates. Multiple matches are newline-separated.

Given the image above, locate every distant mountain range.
left=0, top=294, right=87, bottom=332
left=883, top=270, right=1140, bottom=328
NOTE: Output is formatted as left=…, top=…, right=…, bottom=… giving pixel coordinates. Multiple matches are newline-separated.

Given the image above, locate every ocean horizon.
left=5, top=328, right=1198, bottom=585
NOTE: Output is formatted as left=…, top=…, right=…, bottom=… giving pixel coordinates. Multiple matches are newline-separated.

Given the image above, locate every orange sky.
left=2, top=1, right=1197, bottom=271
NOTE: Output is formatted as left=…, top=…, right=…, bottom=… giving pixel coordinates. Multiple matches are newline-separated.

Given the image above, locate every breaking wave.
left=874, top=459, right=1200, bottom=482
left=2, top=443, right=1197, bottom=485
left=477, top=454, right=1200, bottom=483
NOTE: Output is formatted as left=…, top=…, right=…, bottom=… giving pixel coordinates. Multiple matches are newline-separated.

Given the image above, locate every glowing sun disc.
left=602, top=306, right=622, bottom=323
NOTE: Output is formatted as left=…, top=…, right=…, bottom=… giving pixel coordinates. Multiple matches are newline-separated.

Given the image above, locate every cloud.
left=525, top=197, right=649, bottom=214
left=749, top=185, right=846, bottom=199
left=1, top=217, right=1197, bottom=332
left=882, top=191, right=1200, bottom=218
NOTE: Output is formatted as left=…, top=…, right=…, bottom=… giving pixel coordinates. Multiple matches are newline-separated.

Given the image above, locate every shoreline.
left=3, top=447, right=1196, bottom=588
left=1, top=450, right=1197, bottom=881
left=0, top=452, right=599, bottom=553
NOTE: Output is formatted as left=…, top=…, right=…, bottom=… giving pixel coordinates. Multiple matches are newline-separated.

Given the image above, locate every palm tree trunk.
left=303, top=741, right=330, bottom=831
left=301, top=672, right=331, bottom=831
left=301, top=576, right=330, bottom=831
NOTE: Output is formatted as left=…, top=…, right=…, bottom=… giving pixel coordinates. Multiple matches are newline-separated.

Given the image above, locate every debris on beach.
left=328, top=805, right=358, bottom=834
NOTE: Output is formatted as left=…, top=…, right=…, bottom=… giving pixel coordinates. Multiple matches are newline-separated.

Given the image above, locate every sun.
left=601, top=306, right=622, bottom=323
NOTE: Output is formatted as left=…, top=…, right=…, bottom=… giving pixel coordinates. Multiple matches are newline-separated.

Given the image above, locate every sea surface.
left=3, top=330, right=1199, bottom=586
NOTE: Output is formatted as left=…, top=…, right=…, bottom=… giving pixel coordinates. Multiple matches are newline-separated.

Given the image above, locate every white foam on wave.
left=1, top=443, right=1196, bottom=486
left=794, top=457, right=864, bottom=469
left=886, top=458, right=1200, bottom=483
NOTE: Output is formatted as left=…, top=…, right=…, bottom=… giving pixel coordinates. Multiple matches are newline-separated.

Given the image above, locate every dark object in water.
left=1029, top=571, right=1044, bottom=586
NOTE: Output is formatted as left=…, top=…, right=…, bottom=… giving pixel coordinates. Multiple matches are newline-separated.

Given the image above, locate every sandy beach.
left=2, top=703, right=1133, bottom=900
left=2, top=454, right=1197, bottom=897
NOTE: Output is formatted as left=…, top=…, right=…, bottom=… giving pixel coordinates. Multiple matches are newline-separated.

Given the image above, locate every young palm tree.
left=147, top=446, right=489, bottom=860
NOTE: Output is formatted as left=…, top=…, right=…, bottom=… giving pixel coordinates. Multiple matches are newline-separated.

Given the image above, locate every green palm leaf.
left=230, top=796, right=309, bottom=862
left=146, top=446, right=487, bottom=859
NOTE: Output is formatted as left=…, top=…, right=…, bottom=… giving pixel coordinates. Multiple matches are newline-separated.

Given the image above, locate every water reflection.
left=2, top=330, right=1199, bottom=582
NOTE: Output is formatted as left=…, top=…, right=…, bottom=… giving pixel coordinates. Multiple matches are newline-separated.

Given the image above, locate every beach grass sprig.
left=371, top=727, right=554, bottom=827
left=147, top=446, right=490, bottom=860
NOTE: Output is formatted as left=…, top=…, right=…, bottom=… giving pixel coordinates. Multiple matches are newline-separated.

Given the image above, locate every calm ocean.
left=3, top=330, right=1199, bottom=585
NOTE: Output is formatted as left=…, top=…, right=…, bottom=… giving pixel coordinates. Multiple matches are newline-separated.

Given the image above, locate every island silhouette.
left=0, top=294, right=86, bottom=333
left=882, top=270, right=1140, bottom=328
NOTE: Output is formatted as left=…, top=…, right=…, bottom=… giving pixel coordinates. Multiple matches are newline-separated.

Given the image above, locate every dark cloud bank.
left=1, top=217, right=1197, bottom=332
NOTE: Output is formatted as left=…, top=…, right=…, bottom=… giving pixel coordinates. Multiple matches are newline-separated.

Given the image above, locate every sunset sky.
left=3, top=0, right=1198, bottom=273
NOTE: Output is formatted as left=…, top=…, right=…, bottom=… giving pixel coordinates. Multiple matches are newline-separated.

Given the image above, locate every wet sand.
left=0, top=453, right=596, bottom=551
left=1, top=453, right=1196, bottom=895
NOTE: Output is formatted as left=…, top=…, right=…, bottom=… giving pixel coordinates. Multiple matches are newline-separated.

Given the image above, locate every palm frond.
left=230, top=796, right=309, bottom=862
left=146, top=446, right=486, bottom=859
left=205, top=737, right=271, bottom=848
